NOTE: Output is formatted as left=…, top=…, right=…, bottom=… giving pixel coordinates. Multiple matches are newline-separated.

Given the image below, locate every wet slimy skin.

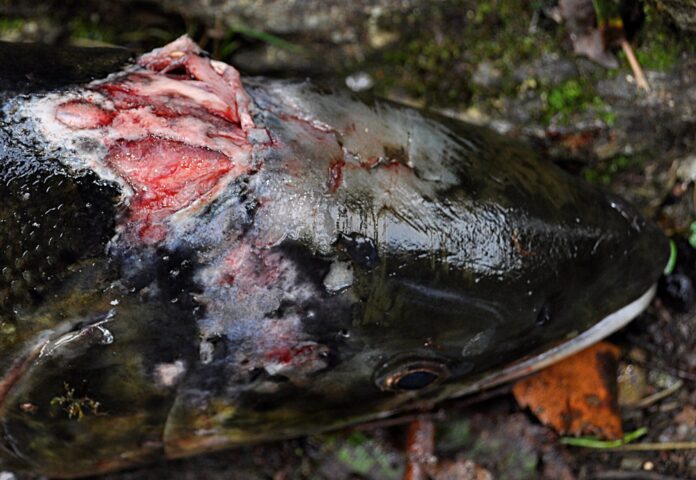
left=0, top=37, right=668, bottom=477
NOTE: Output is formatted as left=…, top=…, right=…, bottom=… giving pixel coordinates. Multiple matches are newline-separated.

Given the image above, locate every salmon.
left=0, top=36, right=667, bottom=477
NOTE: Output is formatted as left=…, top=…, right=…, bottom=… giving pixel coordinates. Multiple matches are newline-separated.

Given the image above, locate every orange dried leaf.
left=512, top=342, right=622, bottom=440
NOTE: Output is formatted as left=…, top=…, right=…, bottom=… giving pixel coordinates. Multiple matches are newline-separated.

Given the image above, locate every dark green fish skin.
left=0, top=37, right=668, bottom=478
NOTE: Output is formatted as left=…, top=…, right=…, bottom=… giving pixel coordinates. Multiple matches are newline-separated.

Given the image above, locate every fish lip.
left=445, top=283, right=657, bottom=397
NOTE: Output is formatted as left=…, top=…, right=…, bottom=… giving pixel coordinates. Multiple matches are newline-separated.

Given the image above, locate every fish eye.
left=375, top=360, right=449, bottom=392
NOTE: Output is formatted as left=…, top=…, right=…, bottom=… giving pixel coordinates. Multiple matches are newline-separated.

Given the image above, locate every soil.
left=0, top=1, right=694, bottom=479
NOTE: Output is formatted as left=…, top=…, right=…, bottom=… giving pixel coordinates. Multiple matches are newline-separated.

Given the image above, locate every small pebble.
left=345, top=72, right=374, bottom=92
left=658, top=273, right=694, bottom=312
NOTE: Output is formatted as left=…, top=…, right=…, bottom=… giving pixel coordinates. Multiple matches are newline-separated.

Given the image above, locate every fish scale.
left=0, top=126, right=118, bottom=325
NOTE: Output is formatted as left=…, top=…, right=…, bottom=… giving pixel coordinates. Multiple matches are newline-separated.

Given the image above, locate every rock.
left=513, top=53, right=578, bottom=88
left=345, top=71, right=375, bottom=92
left=472, top=61, right=502, bottom=90
left=135, top=0, right=425, bottom=74
left=620, top=456, right=646, bottom=471
left=617, top=363, right=649, bottom=406
left=659, top=273, right=695, bottom=312
left=651, top=0, right=696, bottom=31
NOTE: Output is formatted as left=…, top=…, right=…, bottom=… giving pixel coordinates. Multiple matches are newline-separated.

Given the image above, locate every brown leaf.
left=558, top=0, right=619, bottom=68
left=513, top=342, right=623, bottom=439
left=675, top=405, right=696, bottom=428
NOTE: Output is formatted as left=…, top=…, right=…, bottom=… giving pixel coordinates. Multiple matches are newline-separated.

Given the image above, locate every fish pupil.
left=394, top=370, right=439, bottom=390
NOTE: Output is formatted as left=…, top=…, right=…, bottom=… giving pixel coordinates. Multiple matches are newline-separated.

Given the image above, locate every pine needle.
left=561, top=427, right=647, bottom=448
left=621, top=38, right=650, bottom=92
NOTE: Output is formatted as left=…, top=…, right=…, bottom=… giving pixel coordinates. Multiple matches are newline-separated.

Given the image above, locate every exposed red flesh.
left=53, top=36, right=261, bottom=245
left=264, top=343, right=322, bottom=365
left=55, top=100, right=114, bottom=129
left=217, top=243, right=282, bottom=292
left=107, top=138, right=237, bottom=243
left=326, top=157, right=345, bottom=193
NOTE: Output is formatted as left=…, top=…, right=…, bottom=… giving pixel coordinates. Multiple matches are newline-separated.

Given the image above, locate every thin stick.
left=594, top=471, right=683, bottom=480
left=404, top=418, right=435, bottom=480
left=642, top=363, right=696, bottom=383
left=620, top=38, right=650, bottom=92
left=632, top=379, right=683, bottom=408
left=608, top=441, right=696, bottom=451
left=636, top=362, right=696, bottom=382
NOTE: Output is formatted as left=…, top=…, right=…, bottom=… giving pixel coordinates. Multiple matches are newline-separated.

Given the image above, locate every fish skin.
left=0, top=36, right=668, bottom=477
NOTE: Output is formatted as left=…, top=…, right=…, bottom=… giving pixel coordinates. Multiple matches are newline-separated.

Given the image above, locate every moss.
left=316, top=431, right=402, bottom=479
left=0, top=17, right=27, bottom=41
left=547, top=79, right=585, bottom=114
left=629, top=4, right=696, bottom=72
left=68, top=18, right=116, bottom=44
left=362, top=0, right=694, bottom=126
left=437, top=418, right=472, bottom=451
left=379, top=35, right=469, bottom=103
left=633, top=36, right=680, bottom=70
left=582, top=153, right=637, bottom=185
left=66, top=12, right=178, bottom=49
left=541, top=79, right=614, bottom=125
left=0, top=17, right=25, bottom=33
left=365, top=0, right=564, bottom=109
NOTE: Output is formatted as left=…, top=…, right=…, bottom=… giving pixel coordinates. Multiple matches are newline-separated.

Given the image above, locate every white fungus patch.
left=323, top=261, right=354, bottom=293
left=154, top=360, right=187, bottom=388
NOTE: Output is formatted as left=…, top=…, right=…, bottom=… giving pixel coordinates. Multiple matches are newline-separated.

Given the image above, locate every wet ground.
left=1, top=1, right=695, bottom=479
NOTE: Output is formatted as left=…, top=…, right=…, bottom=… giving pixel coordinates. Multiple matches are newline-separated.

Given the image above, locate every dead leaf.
left=513, top=342, right=623, bottom=439
left=675, top=405, right=696, bottom=428
left=558, top=0, right=620, bottom=68
left=617, top=362, right=648, bottom=406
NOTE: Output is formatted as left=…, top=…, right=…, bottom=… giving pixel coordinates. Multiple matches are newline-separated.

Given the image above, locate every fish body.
left=0, top=37, right=667, bottom=477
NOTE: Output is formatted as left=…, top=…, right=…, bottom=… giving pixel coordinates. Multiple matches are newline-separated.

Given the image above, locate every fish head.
left=159, top=108, right=668, bottom=455
left=0, top=38, right=669, bottom=477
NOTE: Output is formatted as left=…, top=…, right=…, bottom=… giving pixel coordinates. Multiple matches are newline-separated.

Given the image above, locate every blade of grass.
left=226, top=24, right=302, bottom=53
left=689, top=221, right=696, bottom=249
left=633, top=379, right=683, bottom=408
left=664, top=239, right=677, bottom=275
left=561, top=427, right=647, bottom=448
left=220, top=40, right=241, bottom=58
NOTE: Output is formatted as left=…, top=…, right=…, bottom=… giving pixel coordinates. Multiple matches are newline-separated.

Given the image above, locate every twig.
left=632, top=379, right=683, bottom=408
left=404, top=418, right=435, bottom=480
left=594, top=471, right=683, bottom=480
left=609, top=441, right=696, bottom=451
left=629, top=357, right=696, bottom=383
left=620, top=38, right=650, bottom=92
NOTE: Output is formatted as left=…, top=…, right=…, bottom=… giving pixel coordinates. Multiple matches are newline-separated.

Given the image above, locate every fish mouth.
left=445, top=283, right=658, bottom=399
